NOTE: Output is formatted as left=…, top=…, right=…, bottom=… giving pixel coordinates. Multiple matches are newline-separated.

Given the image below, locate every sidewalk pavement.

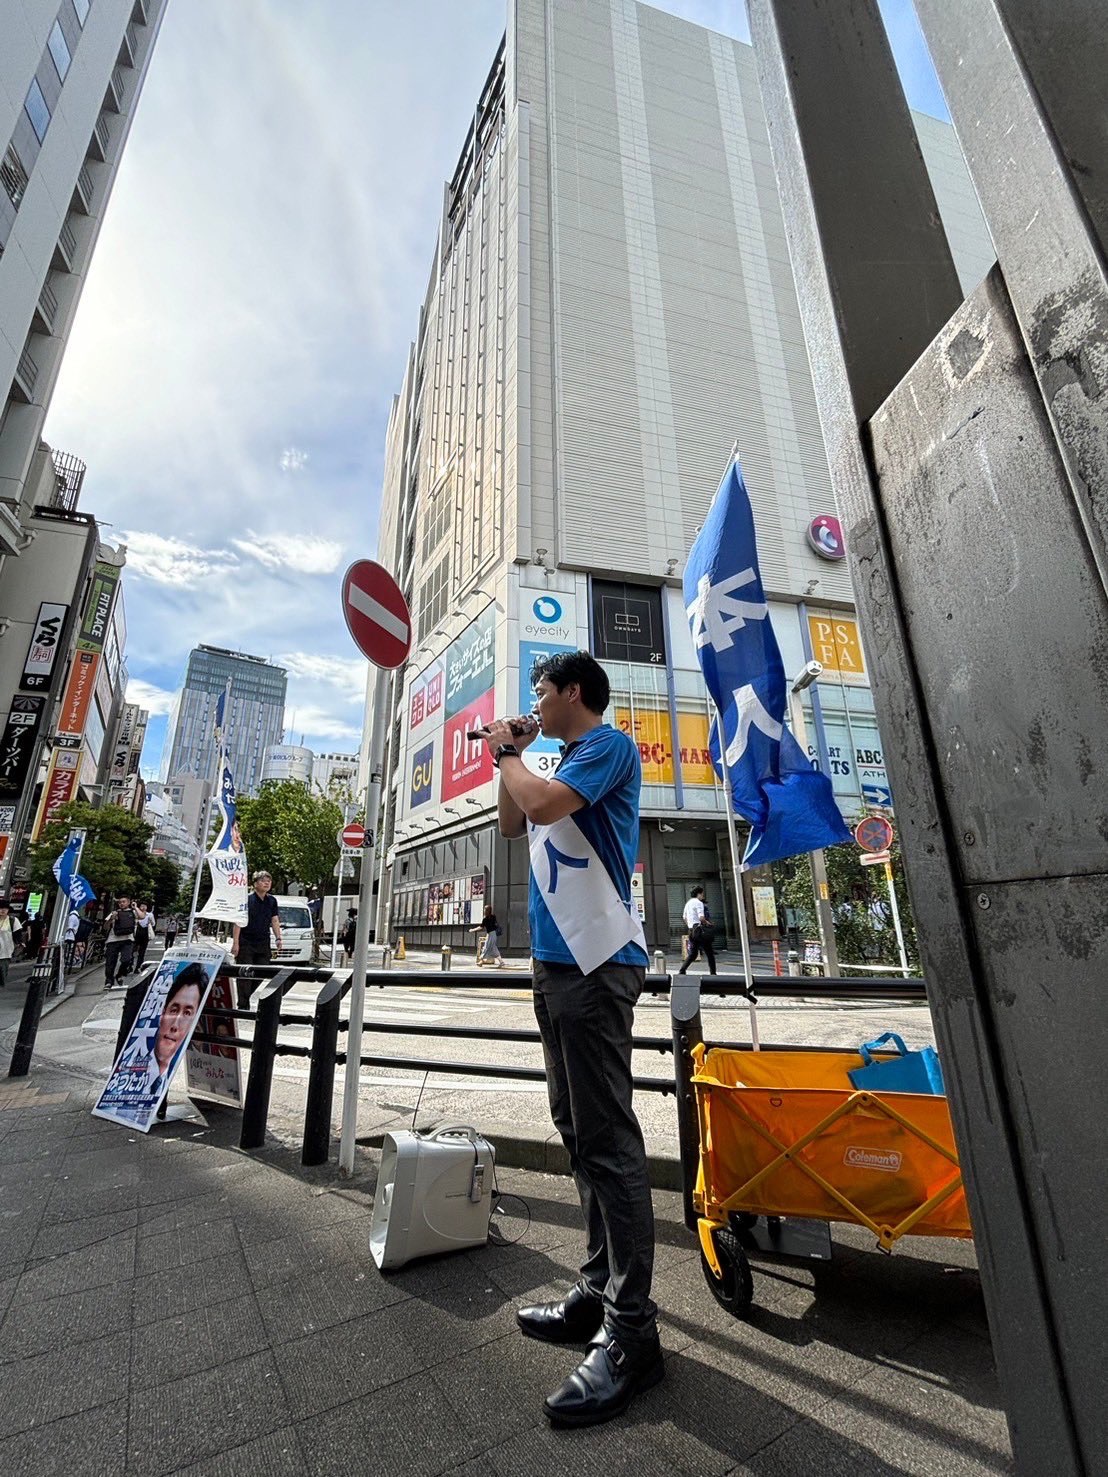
left=0, top=1045, right=1011, bottom=1476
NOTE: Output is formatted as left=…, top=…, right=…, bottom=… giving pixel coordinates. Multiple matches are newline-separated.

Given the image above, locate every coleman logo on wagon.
left=844, top=1146, right=902, bottom=1174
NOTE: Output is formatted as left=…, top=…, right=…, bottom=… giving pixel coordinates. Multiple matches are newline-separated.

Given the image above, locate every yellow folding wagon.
left=690, top=1043, right=972, bottom=1312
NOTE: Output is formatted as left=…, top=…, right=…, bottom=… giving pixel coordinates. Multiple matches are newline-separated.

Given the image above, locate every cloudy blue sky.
left=42, top=0, right=946, bottom=775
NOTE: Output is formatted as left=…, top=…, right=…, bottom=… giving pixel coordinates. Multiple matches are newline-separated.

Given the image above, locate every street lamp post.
left=790, top=661, right=840, bottom=977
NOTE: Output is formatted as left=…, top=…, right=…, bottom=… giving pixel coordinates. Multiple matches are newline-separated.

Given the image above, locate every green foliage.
left=234, top=780, right=344, bottom=893
left=772, top=836, right=920, bottom=974
left=26, top=802, right=181, bottom=912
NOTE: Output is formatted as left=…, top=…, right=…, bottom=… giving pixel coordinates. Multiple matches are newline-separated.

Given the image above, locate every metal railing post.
left=301, top=976, right=343, bottom=1166
left=441, top=946, right=451, bottom=972
left=240, top=972, right=288, bottom=1151
left=652, top=948, right=666, bottom=974
left=8, top=946, right=61, bottom=1078
left=670, top=973, right=705, bottom=1231
left=382, top=947, right=392, bottom=970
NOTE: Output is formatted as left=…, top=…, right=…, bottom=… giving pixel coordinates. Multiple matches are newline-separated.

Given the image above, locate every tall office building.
left=367, top=0, right=995, bottom=952
left=0, top=1, right=165, bottom=889
left=1, top=0, right=167, bottom=526
left=162, top=645, right=287, bottom=838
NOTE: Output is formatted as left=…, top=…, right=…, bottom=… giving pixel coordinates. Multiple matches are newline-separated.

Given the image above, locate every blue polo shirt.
left=528, top=724, right=647, bottom=968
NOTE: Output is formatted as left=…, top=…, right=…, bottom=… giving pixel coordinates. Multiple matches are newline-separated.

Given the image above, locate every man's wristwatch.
left=492, top=743, right=519, bottom=768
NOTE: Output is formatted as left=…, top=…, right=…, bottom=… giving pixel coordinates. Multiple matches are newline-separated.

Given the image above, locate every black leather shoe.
left=543, top=1332, right=665, bottom=1427
left=516, top=1285, right=605, bottom=1345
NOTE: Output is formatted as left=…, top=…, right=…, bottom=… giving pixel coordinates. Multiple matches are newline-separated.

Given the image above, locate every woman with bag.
left=471, top=906, right=504, bottom=967
left=678, top=886, right=717, bottom=975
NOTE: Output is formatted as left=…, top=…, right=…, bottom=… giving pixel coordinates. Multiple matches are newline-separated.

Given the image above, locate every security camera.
left=791, top=660, right=823, bottom=692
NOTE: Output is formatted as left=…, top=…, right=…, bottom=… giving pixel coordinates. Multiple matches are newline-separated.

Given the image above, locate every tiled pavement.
left=0, top=1059, right=1012, bottom=1477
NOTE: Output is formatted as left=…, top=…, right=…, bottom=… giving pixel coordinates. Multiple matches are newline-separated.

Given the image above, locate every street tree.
left=772, top=835, right=919, bottom=973
left=27, top=802, right=182, bottom=914
left=234, top=780, right=344, bottom=893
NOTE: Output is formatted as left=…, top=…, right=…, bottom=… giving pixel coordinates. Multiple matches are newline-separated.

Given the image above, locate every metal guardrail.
left=166, top=962, right=927, bottom=1169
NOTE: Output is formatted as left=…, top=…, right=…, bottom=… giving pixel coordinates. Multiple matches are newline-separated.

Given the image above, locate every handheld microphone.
left=467, top=719, right=535, bottom=741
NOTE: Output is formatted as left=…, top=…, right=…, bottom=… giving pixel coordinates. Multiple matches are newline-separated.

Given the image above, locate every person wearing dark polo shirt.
left=232, top=871, right=282, bottom=965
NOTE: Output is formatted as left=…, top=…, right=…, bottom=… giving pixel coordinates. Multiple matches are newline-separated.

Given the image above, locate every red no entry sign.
left=339, top=822, right=366, bottom=850
left=342, top=560, right=411, bottom=669
left=854, top=815, right=894, bottom=854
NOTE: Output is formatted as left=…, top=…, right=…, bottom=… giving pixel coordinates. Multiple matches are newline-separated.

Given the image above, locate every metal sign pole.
left=883, top=858, right=909, bottom=977
left=711, top=699, right=759, bottom=1050
left=338, top=667, right=388, bottom=1176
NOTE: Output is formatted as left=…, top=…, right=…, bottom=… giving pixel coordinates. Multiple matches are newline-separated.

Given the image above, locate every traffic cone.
left=395, top=934, right=406, bottom=960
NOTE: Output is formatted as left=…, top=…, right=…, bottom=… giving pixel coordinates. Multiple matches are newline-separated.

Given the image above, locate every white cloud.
left=283, top=704, right=361, bottom=744
left=125, top=678, right=177, bottom=716
left=280, top=446, right=309, bottom=472
left=233, top=532, right=344, bottom=575
left=280, top=651, right=368, bottom=693
left=122, top=531, right=239, bottom=587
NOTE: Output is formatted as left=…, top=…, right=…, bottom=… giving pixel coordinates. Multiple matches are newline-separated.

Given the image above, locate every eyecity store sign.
left=521, top=592, right=576, bottom=643
left=806, top=514, right=846, bottom=561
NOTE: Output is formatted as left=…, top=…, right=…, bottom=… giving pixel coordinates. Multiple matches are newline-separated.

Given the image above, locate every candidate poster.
left=93, top=947, right=223, bottom=1132
left=185, top=969, right=242, bottom=1107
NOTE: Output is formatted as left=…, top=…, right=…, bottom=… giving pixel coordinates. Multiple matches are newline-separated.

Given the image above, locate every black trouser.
left=532, top=959, right=657, bottom=1347
left=134, top=931, right=150, bottom=968
left=237, top=938, right=272, bottom=965
left=679, top=928, right=717, bottom=974
left=104, top=938, right=133, bottom=984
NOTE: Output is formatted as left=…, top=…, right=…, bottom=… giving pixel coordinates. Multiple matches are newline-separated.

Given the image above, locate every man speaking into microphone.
left=481, top=649, right=662, bottom=1427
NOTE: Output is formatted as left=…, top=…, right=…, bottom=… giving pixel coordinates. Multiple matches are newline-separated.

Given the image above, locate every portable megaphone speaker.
left=370, top=1125, right=495, bottom=1271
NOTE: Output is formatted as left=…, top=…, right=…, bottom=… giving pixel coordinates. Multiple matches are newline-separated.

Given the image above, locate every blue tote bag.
left=848, top=1032, right=946, bottom=1096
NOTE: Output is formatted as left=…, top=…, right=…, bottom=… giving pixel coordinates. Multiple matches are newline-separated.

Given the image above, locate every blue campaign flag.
left=52, top=835, right=82, bottom=896
left=684, top=458, right=852, bottom=869
left=210, top=750, right=240, bottom=853
left=69, top=874, right=96, bottom=909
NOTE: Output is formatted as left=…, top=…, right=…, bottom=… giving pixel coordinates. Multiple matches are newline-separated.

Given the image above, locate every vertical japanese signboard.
left=0, top=697, right=47, bottom=801
left=441, top=606, right=495, bottom=801
left=19, top=603, right=69, bottom=692
left=31, top=561, right=122, bottom=841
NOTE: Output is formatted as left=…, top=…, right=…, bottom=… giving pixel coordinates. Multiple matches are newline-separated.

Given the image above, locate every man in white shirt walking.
left=678, top=886, right=717, bottom=974
left=0, top=901, right=22, bottom=988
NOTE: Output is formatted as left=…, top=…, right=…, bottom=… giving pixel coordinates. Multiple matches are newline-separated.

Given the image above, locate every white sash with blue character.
left=529, top=817, right=646, bottom=975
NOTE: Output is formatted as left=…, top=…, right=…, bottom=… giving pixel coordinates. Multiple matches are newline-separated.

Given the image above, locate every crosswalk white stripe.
left=347, top=582, right=409, bottom=643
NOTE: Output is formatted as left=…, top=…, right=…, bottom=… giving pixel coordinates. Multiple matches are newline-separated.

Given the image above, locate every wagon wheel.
left=700, top=1226, right=754, bottom=1315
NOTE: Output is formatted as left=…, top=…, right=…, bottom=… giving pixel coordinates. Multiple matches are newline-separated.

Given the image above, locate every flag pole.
left=712, top=698, right=760, bottom=1050
left=189, top=679, right=231, bottom=942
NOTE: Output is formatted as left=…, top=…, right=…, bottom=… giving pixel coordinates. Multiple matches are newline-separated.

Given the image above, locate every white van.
left=272, top=896, right=317, bottom=964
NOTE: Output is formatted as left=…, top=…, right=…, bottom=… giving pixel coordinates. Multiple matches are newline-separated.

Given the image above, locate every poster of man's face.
left=93, top=947, right=224, bottom=1133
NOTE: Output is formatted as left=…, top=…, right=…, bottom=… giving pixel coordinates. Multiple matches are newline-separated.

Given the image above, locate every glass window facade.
left=24, top=79, right=51, bottom=144
left=72, top=0, right=90, bottom=24
left=48, top=21, right=72, bottom=81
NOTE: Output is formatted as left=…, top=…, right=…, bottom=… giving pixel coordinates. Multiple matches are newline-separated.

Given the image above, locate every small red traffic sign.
left=854, top=815, right=893, bottom=854
left=342, top=560, right=411, bottom=669
left=340, top=822, right=366, bottom=850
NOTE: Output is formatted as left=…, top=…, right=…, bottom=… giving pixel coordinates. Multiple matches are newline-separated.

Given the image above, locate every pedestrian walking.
left=339, top=909, right=358, bottom=963
left=232, top=871, right=282, bottom=965
left=485, top=649, right=662, bottom=1427
left=677, top=886, right=717, bottom=975
left=134, top=901, right=156, bottom=969
left=164, top=914, right=178, bottom=949
left=0, top=900, right=22, bottom=988
left=470, top=906, right=503, bottom=967
left=103, top=896, right=137, bottom=989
